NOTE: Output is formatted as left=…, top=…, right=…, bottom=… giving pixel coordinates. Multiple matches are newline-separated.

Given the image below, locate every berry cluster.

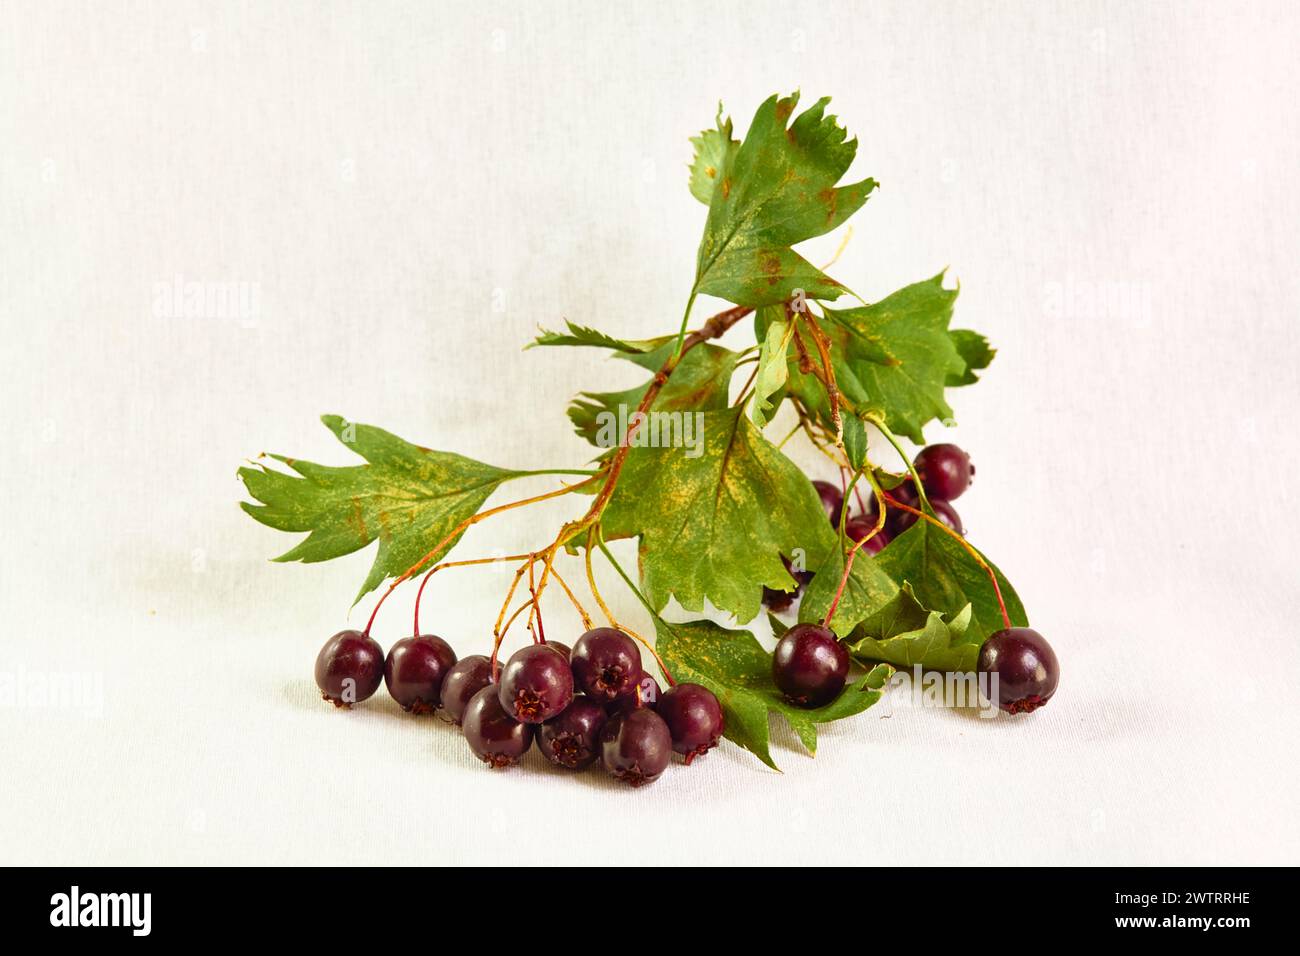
left=313, top=626, right=724, bottom=787
left=763, top=442, right=975, bottom=615
left=764, top=443, right=1058, bottom=714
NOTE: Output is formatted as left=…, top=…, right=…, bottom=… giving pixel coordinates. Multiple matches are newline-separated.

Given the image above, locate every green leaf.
left=871, top=467, right=907, bottom=492
left=874, top=519, right=1028, bottom=645
left=750, top=306, right=793, bottom=428
left=239, top=415, right=516, bottom=604
left=798, top=534, right=899, bottom=637
left=947, top=329, right=996, bottom=386
left=567, top=341, right=740, bottom=446
left=762, top=273, right=968, bottom=444
left=842, top=415, right=867, bottom=471
left=688, top=104, right=739, bottom=205
left=527, top=320, right=659, bottom=353
left=847, top=583, right=979, bottom=672
left=601, top=407, right=837, bottom=623
left=692, top=93, right=877, bottom=308
left=655, top=617, right=892, bottom=769
left=821, top=274, right=967, bottom=442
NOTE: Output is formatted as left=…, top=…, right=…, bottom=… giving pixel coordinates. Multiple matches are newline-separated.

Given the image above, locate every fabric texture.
left=1, top=0, right=1297, bottom=865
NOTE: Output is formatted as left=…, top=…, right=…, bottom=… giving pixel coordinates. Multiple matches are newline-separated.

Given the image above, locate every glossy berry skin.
left=384, top=635, right=457, bottom=713
left=772, top=623, right=849, bottom=708
left=812, top=479, right=845, bottom=527
left=600, top=708, right=673, bottom=787
left=889, top=478, right=920, bottom=506
left=498, top=644, right=574, bottom=723
left=845, top=516, right=889, bottom=555
left=914, top=443, right=974, bottom=501
left=888, top=498, right=963, bottom=537
left=571, top=628, right=643, bottom=703
left=315, top=630, right=385, bottom=707
left=440, top=654, right=493, bottom=726
left=656, top=683, right=724, bottom=761
left=977, top=628, right=1059, bottom=714
left=542, top=641, right=571, bottom=662
left=606, top=674, right=662, bottom=717
left=462, top=685, right=534, bottom=768
left=537, top=696, right=608, bottom=770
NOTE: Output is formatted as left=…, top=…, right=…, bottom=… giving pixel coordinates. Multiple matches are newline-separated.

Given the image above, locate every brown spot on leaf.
left=721, top=177, right=732, bottom=199
left=705, top=165, right=717, bottom=179
left=818, top=187, right=837, bottom=223
left=346, top=498, right=368, bottom=539
left=758, top=251, right=783, bottom=285
left=776, top=98, right=795, bottom=122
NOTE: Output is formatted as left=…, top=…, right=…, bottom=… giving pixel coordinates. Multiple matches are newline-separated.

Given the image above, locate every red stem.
left=412, top=566, right=437, bottom=636
left=822, top=533, right=873, bottom=627
left=532, top=585, right=546, bottom=645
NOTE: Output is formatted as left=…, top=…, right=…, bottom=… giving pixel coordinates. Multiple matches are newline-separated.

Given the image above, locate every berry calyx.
left=315, top=630, right=385, bottom=707
left=656, top=683, right=724, bottom=762
left=600, top=708, right=673, bottom=787
left=977, top=628, right=1059, bottom=714
left=537, top=696, right=608, bottom=770
left=812, top=479, right=845, bottom=527
left=772, top=623, right=849, bottom=707
left=607, top=674, right=662, bottom=717
left=384, top=634, right=457, bottom=713
left=914, top=443, right=974, bottom=501
left=571, top=627, right=643, bottom=702
left=462, top=685, right=534, bottom=767
left=498, top=643, right=574, bottom=723
left=440, top=654, right=493, bottom=726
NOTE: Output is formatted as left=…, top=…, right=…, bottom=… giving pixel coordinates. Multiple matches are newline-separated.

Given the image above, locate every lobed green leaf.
left=692, top=93, right=877, bottom=308
left=239, top=415, right=515, bottom=604
left=601, top=406, right=837, bottom=624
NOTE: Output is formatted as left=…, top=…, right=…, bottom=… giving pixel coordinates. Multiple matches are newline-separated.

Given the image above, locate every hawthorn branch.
left=529, top=303, right=754, bottom=605
left=798, top=309, right=842, bottom=438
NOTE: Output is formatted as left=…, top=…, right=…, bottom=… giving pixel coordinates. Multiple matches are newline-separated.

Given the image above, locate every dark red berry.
left=606, top=674, right=662, bottom=717
left=542, top=641, right=571, bottom=661
left=889, top=478, right=920, bottom=506
left=571, top=628, right=643, bottom=702
left=600, top=708, right=672, bottom=787
left=656, top=683, right=724, bottom=762
left=812, top=479, right=845, bottom=527
left=498, top=643, right=573, bottom=723
left=977, top=628, right=1059, bottom=714
left=914, top=443, right=974, bottom=501
left=772, top=623, right=849, bottom=707
left=845, top=485, right=881, bottom=526
left=314, top=630, right=385, bottom=707
left=537, top=696, right=608, bottom=770
left=440, top=654, right=493, bottom=726
left=845, top=516, right=889, bottom=554
left=384, top=635, right=457, bottom=713
left=462, top=685, right=534, bottom=767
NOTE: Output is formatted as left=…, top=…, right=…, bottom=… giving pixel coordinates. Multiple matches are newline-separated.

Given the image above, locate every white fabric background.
left=2, top=0, right=1298, bottom=865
